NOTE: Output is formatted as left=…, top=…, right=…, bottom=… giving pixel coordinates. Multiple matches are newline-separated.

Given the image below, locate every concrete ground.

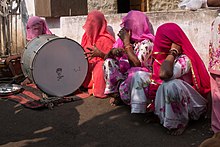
left=0, top=95, right=213, bottom=147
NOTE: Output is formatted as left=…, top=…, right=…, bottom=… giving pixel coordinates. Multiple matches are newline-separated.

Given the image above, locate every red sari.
left=152, top=23, right=210, bottom=98
left=81, top=10, right=115, bottom=98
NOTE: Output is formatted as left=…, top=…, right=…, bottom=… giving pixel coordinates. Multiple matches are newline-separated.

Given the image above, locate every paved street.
left=0, top=96, right=213, bottom=147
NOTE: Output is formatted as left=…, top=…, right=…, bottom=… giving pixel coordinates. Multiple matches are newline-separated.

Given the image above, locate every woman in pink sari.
left=152, top=23, right=211, bottom=135
left=209, top=13, right=220, bottom=134
left=103, top=10, right=155, bottom=113
left=26, top=16, right=52, bottom=42
left=81, top=10, right=115, bottom=98
left=21, top=16, right=52, bottom=85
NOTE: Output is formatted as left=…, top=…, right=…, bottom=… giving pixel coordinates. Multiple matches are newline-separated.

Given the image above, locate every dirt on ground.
left=0, top=96, right=213, bottom=147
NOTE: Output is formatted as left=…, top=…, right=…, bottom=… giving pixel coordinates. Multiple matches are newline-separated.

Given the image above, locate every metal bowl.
left=0, top=83, right=23, bottom=96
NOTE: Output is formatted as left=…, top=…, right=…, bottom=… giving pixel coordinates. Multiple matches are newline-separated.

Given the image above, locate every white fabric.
left=130, top=71, right=151, bottom=113
left=171, top=55, right=191, bottom=79
left=178, top=0, right=207, bottom=10
left=155, top=79, right=207, bottom=129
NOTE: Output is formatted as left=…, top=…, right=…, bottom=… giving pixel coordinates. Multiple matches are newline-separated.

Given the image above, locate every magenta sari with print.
left=152, top=23, right=210, bottom=97
left=153, top=23, right=210, bottom=130
left=104, top=10, right=155, bottom=113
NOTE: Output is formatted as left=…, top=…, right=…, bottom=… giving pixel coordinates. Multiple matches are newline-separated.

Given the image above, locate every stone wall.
left=60, top=9, right=218, bottom=68
left=87, top=0, right=117, bottom=14
left=87, top=0, right=181, bottom=13
left=151, top=0, right=180, bottom=11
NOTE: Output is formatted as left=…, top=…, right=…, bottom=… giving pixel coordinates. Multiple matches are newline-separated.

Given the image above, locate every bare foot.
left=109, top=97, right=116, bottom=106
left=21, top=78, right=32, bottom=85
left=167, top=127, right=186, bottom=136
left=109, top=97, right=123, bottom=106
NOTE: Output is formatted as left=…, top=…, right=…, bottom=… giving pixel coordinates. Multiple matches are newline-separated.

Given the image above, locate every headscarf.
left=152, top=23, right=210, bottom=97
left=26, top=16, right=52, bottom=41
left=81, top=10, right=115, bottom=49
left=80, top=10, right=115, bottom=98
left=113, top=10, right=154, bottom=48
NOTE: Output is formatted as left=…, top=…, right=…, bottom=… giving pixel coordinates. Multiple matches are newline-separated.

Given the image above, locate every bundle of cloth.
left=178, top=0, right=220, bottom=10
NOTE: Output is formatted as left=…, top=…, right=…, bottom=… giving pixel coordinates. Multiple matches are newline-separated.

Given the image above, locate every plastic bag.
left=178, top=0, right=207, bottom=10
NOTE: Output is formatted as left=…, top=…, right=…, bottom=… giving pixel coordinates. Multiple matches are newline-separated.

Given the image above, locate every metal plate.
left=0, top=83, right=23, bottom=96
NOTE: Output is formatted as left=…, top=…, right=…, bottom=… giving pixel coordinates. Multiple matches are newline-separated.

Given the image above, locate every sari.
left=81, top=10, right=115, bottom=98
left=209, top=15, right=220, bottom=133
left=26, top=16, right=52, bottom=41
left=153, top=23, right=210, bottom=130
left=103, top=10, right=154, bottom=113
left=152, top=23, right=210, bottom=97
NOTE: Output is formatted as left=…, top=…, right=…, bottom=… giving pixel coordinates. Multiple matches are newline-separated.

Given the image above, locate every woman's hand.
left=84, top=44, right=105, bottom=60
left=118, top=28, right=131, bottom=47
left=104, top=48, right=125, bottom=60
left=159, top=55, right=175, bottom=80
left=117, top=28, right=141, bottom=67
left=159, top=43, right=182, bottom=81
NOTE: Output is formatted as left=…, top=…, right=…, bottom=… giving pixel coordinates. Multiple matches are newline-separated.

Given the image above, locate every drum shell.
left=21, top=35, right=58, bottom=80
left=21, top=35, right=88, bottom=97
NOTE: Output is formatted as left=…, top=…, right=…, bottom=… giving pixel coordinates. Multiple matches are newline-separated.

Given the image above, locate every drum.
left=21, top=34, right=88, bottom=97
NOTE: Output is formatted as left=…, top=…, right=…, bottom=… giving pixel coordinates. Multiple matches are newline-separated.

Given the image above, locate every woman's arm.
left=118, top=28, right=141, bottom=67
left=124, top=44, right=141, bottom=67
left=159, top=43, right=182, bottom=80
left=85, top=45, right=106, bottom=60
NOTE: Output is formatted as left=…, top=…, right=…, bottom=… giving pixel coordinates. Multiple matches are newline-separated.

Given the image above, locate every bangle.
left=169, top=51, right=178, bottom=57
left=169, top=48, right=180, bottom=57
left=124, top=44, right=133, bottom=50
left=170, top=48, right=180, bottom=55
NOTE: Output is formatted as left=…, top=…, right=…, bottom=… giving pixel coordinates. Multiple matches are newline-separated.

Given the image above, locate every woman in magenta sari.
left=103, top=10, right=155, bottom=113
left=152, top=23, right=211, bottom=135
left=81, top=10, right=115, bottom=98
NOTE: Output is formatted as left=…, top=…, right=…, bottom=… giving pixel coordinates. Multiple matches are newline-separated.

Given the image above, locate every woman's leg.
left=155, top=79, right=207, bottom=135
left=120, top=70, right=151, bottom=113
left=103, top=58, right=125, bottom=105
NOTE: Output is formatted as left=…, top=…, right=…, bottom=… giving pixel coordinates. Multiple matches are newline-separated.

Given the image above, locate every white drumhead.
left=31, top=37, right=88, bottom=97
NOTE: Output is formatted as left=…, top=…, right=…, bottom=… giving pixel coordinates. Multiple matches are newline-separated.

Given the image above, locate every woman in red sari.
left=81, top=10, right=115, bottom=98
left=152, top=23, right=211, bottom=135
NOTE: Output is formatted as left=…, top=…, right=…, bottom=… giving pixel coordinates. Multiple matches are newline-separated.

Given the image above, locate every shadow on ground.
left=0, top=96, right=213, bottom=147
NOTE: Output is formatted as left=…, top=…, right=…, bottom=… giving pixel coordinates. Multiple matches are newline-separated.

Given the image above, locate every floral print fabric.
left=209, top=15, right=220, bottom=74
left=209, top=14, right=220, bottom=133
left=103, top=39, right=153, bottom=113
left=155, top=55, right=207, bottom=129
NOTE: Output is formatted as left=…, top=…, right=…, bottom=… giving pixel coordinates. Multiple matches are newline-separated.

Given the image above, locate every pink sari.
left=81, top=10, right=115, bottom=98
left=209, top=15, right=220, bottom=133
left=152, top=23, right=210, bottom=98
left=26, top=16, right=52, bottom=41
left=113, top=10, right=154, bottom=48
left=104, top=10, right=155, bottom=113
